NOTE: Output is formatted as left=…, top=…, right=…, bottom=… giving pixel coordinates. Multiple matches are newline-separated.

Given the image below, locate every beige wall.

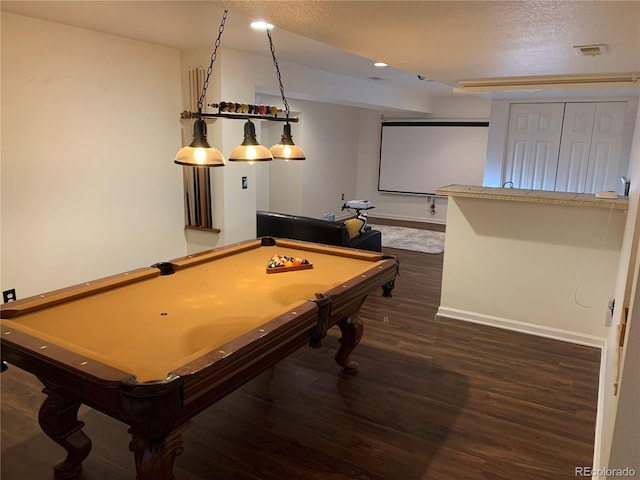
left=1, top=13, right=186, bottom=298
left=438, top=197, right=626, bottom=345
left=258, top=94, right=361, bottom=219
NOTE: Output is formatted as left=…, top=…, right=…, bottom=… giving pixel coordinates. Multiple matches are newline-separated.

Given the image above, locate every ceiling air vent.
left=573, top=44, right=607, bottom=57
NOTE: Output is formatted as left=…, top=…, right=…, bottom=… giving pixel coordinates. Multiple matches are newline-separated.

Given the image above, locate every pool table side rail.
left=168, top=237, right=387, bottom=271
left=266, top=237, right=387, bottom=261
left=323, top=258, right=398, bottom=319
left=1, top=301, right=321, bottom=425
left=172, top=301, right=320, bottom=422
left=0, top=267, right=160, bottom=320
left=169, top=239, right=266, bottom=269
left=1, top=324, right=133, bottom=417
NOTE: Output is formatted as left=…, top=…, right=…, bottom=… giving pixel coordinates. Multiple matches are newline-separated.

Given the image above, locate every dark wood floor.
left=1, top=230, right=600, bottom=480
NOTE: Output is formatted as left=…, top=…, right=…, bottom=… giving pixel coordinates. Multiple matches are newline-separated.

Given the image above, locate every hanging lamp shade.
left=229, top=120, right=273, bottom=162
left=269, top=123, right=306, bottom=160
left=175, top=118, right=225, bottom=167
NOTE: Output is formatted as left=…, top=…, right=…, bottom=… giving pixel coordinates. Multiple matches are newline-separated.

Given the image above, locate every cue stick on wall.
left=205, top=169, right=212, bottom=228
left=189, top=67, right=196, bottom=112
left=198, top=168, right=206, bottom=227
left=183, top=167, right=192, bottom=226
left=193, top=167, right=200, bottom=226
left=189, top=168, right=197, bottom=227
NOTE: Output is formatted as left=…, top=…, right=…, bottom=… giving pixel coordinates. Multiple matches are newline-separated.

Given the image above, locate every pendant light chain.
left=198, top=9, right=228, bottom=113
left=267, top=29, right=290, bottom=118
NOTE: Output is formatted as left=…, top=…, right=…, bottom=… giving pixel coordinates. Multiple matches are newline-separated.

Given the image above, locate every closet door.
left=556, top=102, right=627, bottom=193
left=502, top=103, right=564, bottom=189
left=583, top=102, right=627, bottom=194
left=555, top=103, right=596, bottom=193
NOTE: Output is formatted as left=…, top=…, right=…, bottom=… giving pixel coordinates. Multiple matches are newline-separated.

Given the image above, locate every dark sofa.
left=256, top=210, right=382, bottom=252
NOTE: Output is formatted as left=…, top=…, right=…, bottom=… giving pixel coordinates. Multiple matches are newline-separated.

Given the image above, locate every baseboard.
left=591, top=345, right=609, bottom=478
left=436, top=307, right=605, bottom=348
left=334, top=212, right=352, bottom=221
left=366, top=212, right=447, bottom=225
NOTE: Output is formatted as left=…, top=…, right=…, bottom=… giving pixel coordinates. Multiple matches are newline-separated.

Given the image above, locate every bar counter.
left=435, top=184, right=629, bottom=210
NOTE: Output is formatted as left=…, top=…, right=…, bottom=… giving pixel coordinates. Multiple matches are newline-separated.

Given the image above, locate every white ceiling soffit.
left=2, top=1, right=640, bottom=98
left=454, top=72, right=640, bottom=93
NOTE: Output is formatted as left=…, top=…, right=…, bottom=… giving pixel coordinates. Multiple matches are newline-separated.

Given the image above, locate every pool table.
left=1, top=237, right=397, bottom=480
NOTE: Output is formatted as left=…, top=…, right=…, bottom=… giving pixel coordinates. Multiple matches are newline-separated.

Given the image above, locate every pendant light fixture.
left=175, top=117, right=224, bottom=166
left=269, top=122, right=305, bottom=160
left=266, top=28, right=306, bottom=160
left=174, top=10, right=228, bottom=167
left=229, top=120, right=274, bottom=162
left=175, top=10, right=304, bottom=167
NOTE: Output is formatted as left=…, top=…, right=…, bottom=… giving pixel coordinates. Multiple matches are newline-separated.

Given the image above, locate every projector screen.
left=378, top=121, right=489, bottom=195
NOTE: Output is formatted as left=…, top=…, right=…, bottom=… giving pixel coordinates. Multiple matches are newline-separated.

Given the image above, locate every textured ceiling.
left=2, top=0, right=639, bottom=97
left=219, top=0, right=640, bottom=85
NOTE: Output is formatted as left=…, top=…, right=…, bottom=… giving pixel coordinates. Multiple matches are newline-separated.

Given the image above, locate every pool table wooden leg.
left=335, top=312, right=364, bottom=374
left=37, top=386, right=92, bottom=480
left=129, top=422, right=190, bottom=480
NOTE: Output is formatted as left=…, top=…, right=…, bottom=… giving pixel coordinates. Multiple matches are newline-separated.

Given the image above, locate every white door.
left=502, top=103, right=565, bottom=189
left=555, top=102, right=627, bottom=193
left=583, top=102, right=627, bottom=194
left=555, top=103, right=596, bottom=193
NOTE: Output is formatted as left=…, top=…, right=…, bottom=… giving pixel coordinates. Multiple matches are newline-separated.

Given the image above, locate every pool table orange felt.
left=2, top=239, right=386, bottom=382
left=0, top=237, right=397, bottom=480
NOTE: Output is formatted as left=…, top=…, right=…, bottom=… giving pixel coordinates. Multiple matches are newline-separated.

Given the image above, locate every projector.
left=346, top=200, right=372, bottom=209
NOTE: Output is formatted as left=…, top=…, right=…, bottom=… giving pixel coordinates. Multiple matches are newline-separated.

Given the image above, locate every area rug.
left=369, top=224, right=445, bottom=254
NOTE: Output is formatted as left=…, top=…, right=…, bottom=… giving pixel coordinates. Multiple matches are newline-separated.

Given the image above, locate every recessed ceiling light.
left=374, top=62, right=388, bottom=67
left=250, top=21, right=274, bottom=31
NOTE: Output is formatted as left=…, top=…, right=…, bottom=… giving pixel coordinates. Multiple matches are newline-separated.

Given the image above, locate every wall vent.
left=573, top=44, right=607, bottom=56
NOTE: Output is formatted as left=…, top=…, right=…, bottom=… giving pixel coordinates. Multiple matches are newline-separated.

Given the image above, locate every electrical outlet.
left=3, top=288, right=16, bottom=303
left=341, top=193, right=345, bottom=201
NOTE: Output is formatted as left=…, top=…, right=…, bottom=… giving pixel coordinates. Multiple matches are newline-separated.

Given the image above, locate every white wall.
left=1, top=13, right=186, bottom=298
left=252, top=93, right=360, bottom=218
left=355, top=96, right=491, bottom=224
left=593, top=104, right=640, bottom=476
left=438, top=197, right=626, bottom=345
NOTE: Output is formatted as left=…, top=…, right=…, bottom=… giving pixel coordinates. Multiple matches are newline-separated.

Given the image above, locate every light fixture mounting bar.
left=181, top=110, right=298, bottom=122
